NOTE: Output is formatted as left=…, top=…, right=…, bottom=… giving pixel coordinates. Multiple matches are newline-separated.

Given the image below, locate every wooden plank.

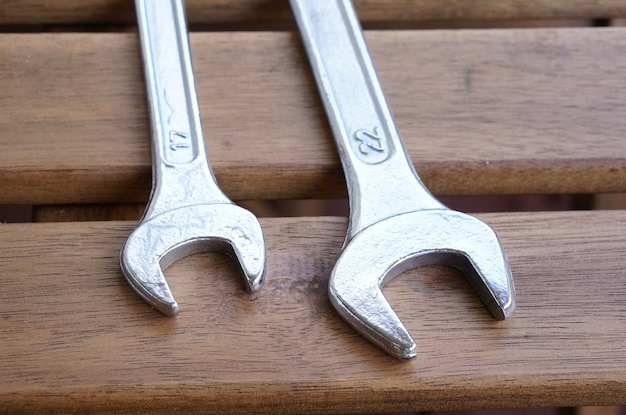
left=594, top=194, right=626, bottom=210
left=577, top=407, right=623, bottom=415
left=1, top=211, right=625, bottom=414
left=1, top=0, right=625, bottom=26
left=32, top=203, right=144, bottom=222
left=2, top=28, right=626, bottom=204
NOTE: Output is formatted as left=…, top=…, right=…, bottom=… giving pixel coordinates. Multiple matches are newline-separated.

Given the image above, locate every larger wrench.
left=120, top=0, right=266, bottom=317
left=290, top=0, right=515, bottom=359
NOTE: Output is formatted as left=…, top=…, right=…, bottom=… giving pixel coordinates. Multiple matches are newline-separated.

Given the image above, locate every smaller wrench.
left=120, top=0, right=266, bottom=316
left=290, top=0, right=515, bottom=359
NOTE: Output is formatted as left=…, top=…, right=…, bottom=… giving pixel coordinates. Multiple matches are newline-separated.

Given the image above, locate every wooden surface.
left=1, top=0, right=625, bottom=26
left=1, top=211, right=625, bottom=414
left=2, top=28, right=626, bottom=205
left=2, top=2, right=626, bottom=413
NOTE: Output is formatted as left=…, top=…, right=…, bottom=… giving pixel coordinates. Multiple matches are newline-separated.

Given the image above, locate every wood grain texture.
left=0, top=0, right=625, bottom=26
left=1, top=28, right=626, bottom=204
left=1, top=211, right=625, bottom=413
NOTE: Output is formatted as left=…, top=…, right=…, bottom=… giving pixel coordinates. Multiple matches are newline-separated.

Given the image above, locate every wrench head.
left=120, top=204, right=266, bottom=316
left=329, top=209, right=515, bottom=359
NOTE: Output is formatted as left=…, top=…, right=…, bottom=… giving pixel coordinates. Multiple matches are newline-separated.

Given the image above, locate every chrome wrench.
left=290, top=0, right=515, bottom=359
left=120, top=0, right=266, bottom=316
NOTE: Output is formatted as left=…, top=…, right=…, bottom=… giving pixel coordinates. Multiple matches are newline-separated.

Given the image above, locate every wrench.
left=120, top=0, right=266, bottom=317
left=290, top=0, right=515, bottom=359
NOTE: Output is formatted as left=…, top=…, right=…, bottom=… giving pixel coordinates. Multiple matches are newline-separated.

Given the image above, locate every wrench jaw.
left=120, top=204, right=266, bottom=316
left=120, top=248, right=179, bottom=317
left=330, top=285, right=418, bottom=359
left=329, top=209, right=515, bottom=360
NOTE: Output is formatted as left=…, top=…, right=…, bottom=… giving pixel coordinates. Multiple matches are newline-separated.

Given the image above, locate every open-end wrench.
left=120, top=0, right=266, bottom=317
left=290, top=0, right=515, bottom=359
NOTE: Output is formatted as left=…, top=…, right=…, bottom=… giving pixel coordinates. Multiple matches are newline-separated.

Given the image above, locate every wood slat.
left=1, top=0, right=625, bottom=26
left=2, top=28, right=626, bottom=205
left=32, top=203, right=145, bottom=222
left=1, top=211, right=625, bottom=413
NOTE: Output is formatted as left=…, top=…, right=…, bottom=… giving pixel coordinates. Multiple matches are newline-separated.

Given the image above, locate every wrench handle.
left=290, top=0, right=443, bottom=239
left=136, top=0, right=204, bottom=166
left=135, top=0, right=228, bottom=219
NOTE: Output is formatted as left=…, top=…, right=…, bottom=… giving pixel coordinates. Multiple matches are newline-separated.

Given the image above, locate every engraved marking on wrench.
left=165, top=130, right=195, bottom=164
left=353, top=127, right=389, bottom=164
